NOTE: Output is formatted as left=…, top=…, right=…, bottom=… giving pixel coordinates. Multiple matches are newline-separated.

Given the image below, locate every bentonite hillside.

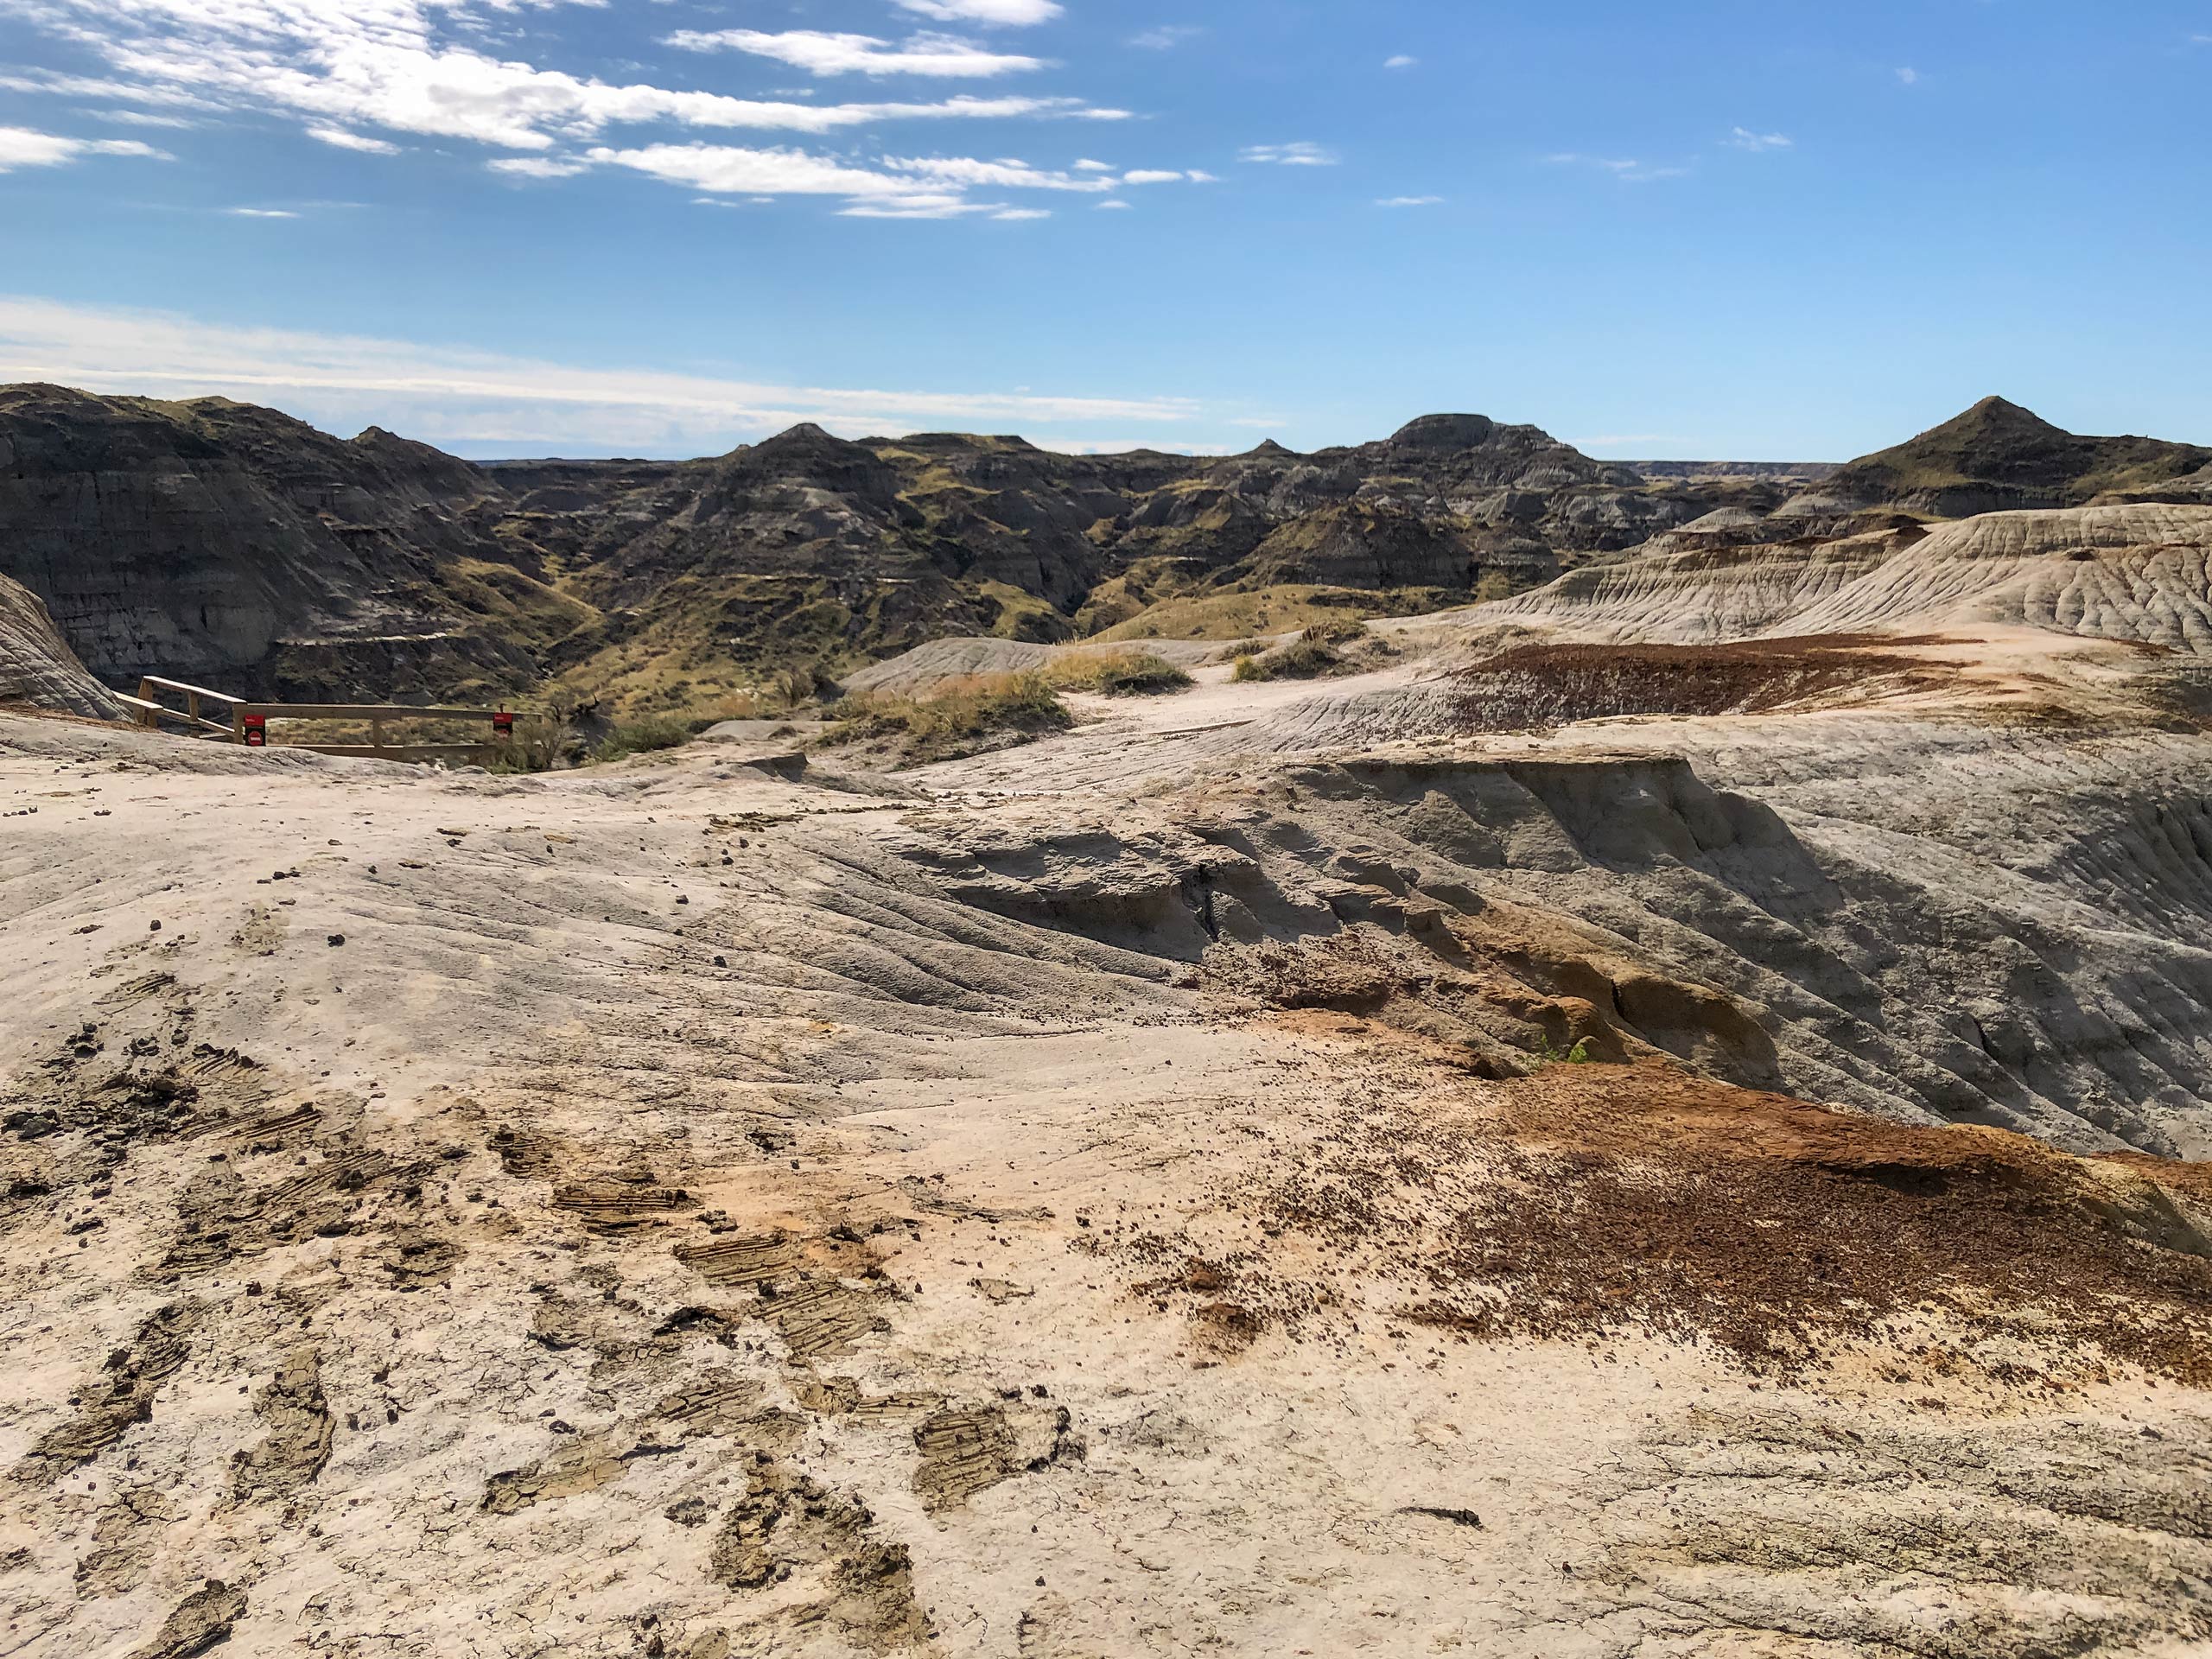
left=3, top=388, right=2212, bottom=1659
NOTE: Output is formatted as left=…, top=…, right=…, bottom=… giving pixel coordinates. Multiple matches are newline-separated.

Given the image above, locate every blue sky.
left=1, top=0, right=2208, bottom=460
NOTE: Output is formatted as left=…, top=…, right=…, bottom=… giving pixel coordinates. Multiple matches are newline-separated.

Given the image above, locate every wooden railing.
left=128, top=677, right=519, bottom=765
left=121, top=676, right=244, bottom=739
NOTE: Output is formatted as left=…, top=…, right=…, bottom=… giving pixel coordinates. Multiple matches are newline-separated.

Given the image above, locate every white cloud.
left=307, top=124, right=401, bottom=154
left=6, top=0, right=1118, bottom=157
left=0, top=292, right=1205, bottom=452
left=226, top=206, right=298, bottom=217
left=489, top=156, right=589, bottom=179
left=837, top=199, right=998, bottom=219
left=1073, top=157, right=1114, bottom=171
left=1546, top=153, right=1688, bottom=183
left=588, top=142, right=956, bottom=203
left=1897, top=66, right=1920, bottom=85
left=1095, top=199, right=1130, bottom=209
left=0, top=125, right=168, bottom=172
left=1384, top=54, right=1417, bottom=69
left=663, top=30, right=1044, bottom=79
left=2, top=0, right=1130, bottom=221
left=1376, top=194, right=1441, bottom=207
left=1725, top=127, right=1792, bottom=152
left=0, top=70, right=216, bottom=110
left=882, top=154, right=1118, bottom=192
left=1185, top=168, right=1217, bottom=182
left=893, top=0, right=1063, bottom=24
left=574, top=141, right=1166, bottom=219
left=991, top=207, right=1050, bottom=219
left=1130, top=25, right=1202, bottom=49
left=1119, top=168, right=1182, bottom=184
left=1241, top=142, right=1337, bottom=166
left=87, top=109, right=196, bottom=128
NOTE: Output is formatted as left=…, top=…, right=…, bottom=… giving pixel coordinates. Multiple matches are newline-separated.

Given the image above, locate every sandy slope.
left=4, top=625, right=2212, bottom=1659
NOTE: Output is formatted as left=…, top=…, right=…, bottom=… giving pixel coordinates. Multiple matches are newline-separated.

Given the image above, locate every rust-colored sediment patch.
left=1260, top=1058, right=2212, bottom=1383
left=1446, top=636, right=1958, bottom=728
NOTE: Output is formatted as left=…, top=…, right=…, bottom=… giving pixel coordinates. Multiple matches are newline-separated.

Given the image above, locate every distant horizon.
left=16, top=372, right=2183, bottom=473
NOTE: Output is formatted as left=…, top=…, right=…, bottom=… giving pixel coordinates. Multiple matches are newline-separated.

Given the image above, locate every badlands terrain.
left=3, top=392, right=2212, bottom=1657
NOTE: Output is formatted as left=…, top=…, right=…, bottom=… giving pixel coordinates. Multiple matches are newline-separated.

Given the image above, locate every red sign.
left=493, top=709, right=515, bottom=740
left=242, top=714, right=266, bottom=748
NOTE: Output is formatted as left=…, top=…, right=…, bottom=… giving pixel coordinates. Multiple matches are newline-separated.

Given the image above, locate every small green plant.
left=1534, top=1033, right=1596, bottom=1067
left=1230, top=653, right=1267, bottom=683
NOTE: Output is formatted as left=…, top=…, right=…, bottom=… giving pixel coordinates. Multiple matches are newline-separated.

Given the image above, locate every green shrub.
left=825, top=671, right=1074, bottom=760
left=1473, top=569, right=1516, bottom=604
left=610, top=713, right=696, bottom=752
left=1230, top=654, right=1267, bottom=683
left=1303, top=616, right=1369, bottom=646
left=1264, top=632, right=1346, bottom=680
left=1047, top=649, right=1194, bottom=696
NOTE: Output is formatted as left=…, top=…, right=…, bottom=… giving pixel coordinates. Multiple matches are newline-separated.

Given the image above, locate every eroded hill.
left=0, top=385, right=1823, bottom=712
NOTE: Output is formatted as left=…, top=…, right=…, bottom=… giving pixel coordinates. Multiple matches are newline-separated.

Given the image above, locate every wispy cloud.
left=225, top=206, right=298, bottom=218
left=87, top=109, right=196, bottom=129
left=1376, top=194, right=1442, bottom=207
left=307, top=125, right=401, bottom=155
left=1241, top=142, right=1338, bottom=167
left=1130, top=25, right=1202, bottom=49
left=0, top=124, right=168, bottom=172
left=490, top=156, right=591, bottom=180
left=1384, top=54, right=1418, bottom=70
left=881, top=154, right=1119, bottom=193
left=1897, top=66, right=1920, bottom=85
left=662, top=29, right=1045, bottom=79
left=894, top=0, right=1063, bottom=23
left=0, top=292, right=1207, bottom=453
left=1545, top=152, right=1688, bottom=183
left=1095, top=199, right=1131, bottom=210
left=1725, top=127, right=1792, bottom=152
